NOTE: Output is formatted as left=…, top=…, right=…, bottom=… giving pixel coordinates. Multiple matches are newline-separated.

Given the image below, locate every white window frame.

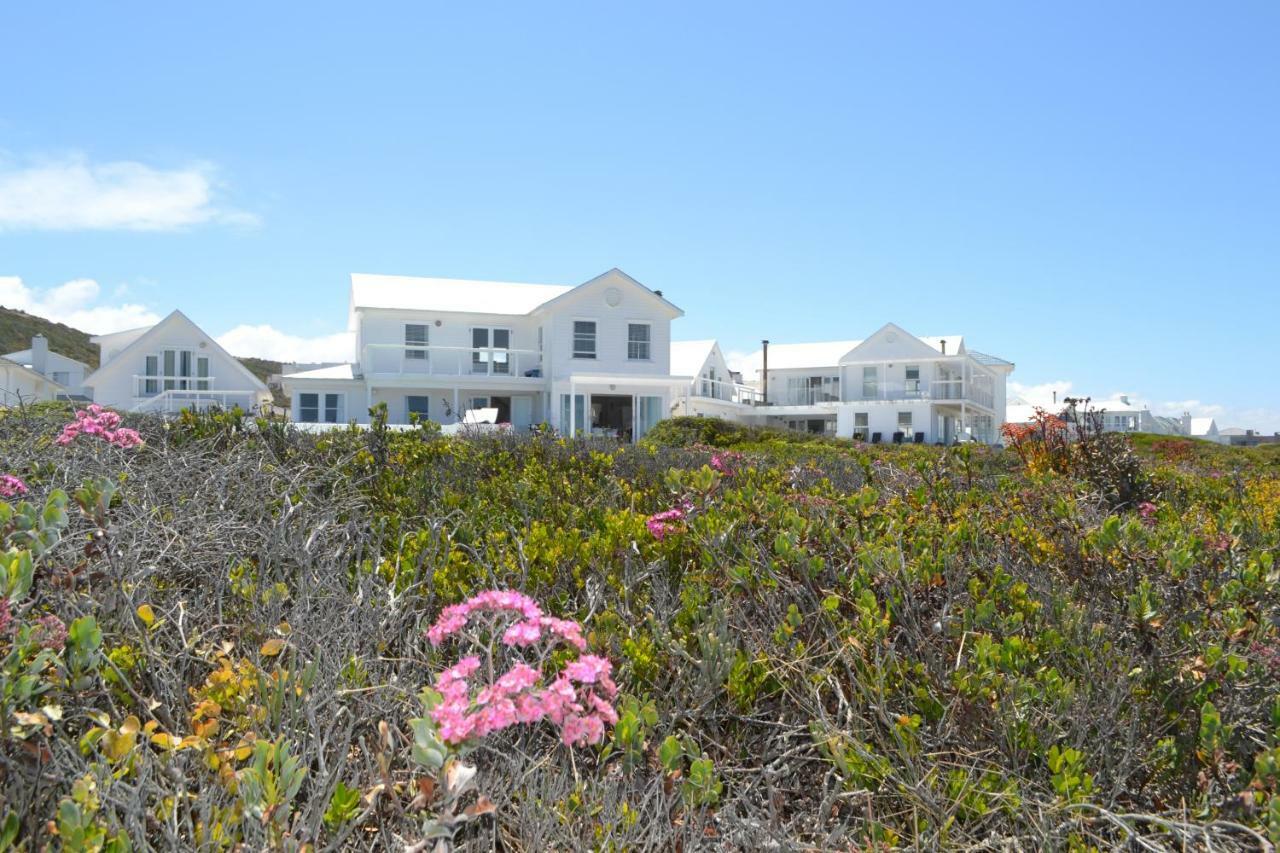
left=405, top=324, right=428, bottom=361
left=904, top=364, right=921, bottom=395
left=897, top=411, right=913, bottom=434
left=323, top=393, right=343, bottom=424
left=853, top=412, right=869, bottom=441
left=626, top=322, right=651, bottom=361
left=862, top=366, right=878, bottom=399
left=299, top=392, right=319, bottom=423
left=470, top=327, right=512, bottom=375
left=406, top=395, right=430, bottom=420
left=572, top=320, right=597, bottom=360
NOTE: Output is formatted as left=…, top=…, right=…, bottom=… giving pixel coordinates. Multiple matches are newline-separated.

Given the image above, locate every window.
left=52, top=371, right=70, bottom=386
left=472, top=328, right=511, bottom=375
left=862, top=366, right=878, bottom=399
left=897, top=411, right=913, bottom=433
left=406, top=395, right=430, bottom=420
left=163, top=350, right=177, bottom=391
left=904, top=365, right=920, bottom=394
left=196, top=356, right=210, bottom=391
left=143, top=356, right=159, bottom=395
left=405, top=324, right=428, bottom=360
left=636, top=396, right=663, bottom=440
left=853, top=412, right=869, bottom=441
left=469, top=396, right=489, bottom=412
left=627, top=324, right=651, bottom=360
left=324, top=393, right=342, bottom=423
left=299, top=393, right=319, bottom=422
left=573, top=321, right=596, bottom=359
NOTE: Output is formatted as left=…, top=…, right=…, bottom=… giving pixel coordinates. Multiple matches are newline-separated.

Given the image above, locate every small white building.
left=2, top=335, right=91, bottom=400
left=669, top=340, right=763, bottom=419
left=1, top=355, right=67, bottom=406
left=705, top=323, right=1014, bottom=444
left=281, top=269, right=688, bottom=441
left=83, top=310, right=272, bottom=414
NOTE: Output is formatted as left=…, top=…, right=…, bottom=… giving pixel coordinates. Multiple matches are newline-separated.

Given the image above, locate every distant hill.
left=0, top=305, right=284, bottom=399
left=0, top=306, right=101, bottom=367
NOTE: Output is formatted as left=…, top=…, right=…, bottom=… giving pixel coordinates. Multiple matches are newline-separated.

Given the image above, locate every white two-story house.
left=701, top=323, right=1014, bottom=444
left=83, top=310, right=272, bottom=413
left=280, top=268, right=687, bottom=441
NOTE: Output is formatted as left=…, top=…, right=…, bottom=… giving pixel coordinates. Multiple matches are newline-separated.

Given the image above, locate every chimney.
left=1120, top=394, right=1130, bottom=406
left=761, top=339, right=770, bottom=405
left=940, top=339, right=947, bottom=355
left=1052, top=390, right=1057, bottom=404
left=653, top=289, right=663, bottom=298
left=30, top=335, right=49, bottom=377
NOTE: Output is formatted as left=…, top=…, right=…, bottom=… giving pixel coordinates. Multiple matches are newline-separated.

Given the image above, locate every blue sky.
left=2, top=3, right=1277, bottom=428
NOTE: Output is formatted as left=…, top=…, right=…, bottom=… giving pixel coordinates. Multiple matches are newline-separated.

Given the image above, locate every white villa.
left=685, top=323, right=1013, bottom=444
left=83, top=310, right=272, bottom=414
left=281, top=269, right=686, bottom=441
left=1006, top=396, right=1223, bottom=442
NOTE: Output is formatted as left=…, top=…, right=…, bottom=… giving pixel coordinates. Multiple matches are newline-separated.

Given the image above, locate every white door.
left=512, top=396, right=533, bottom=430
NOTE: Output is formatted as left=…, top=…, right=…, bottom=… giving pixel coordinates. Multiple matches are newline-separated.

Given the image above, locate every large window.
left=559, top=393, right=585, bottom=435
left=299, top=393, right=319, bottom=422
left=144, top=355, right=159, bottom=395
left=635, top=396, right=663, bottom=440
left=572, top=321, right=596, bottom=359
left=324, top=393, right=342, bottom=423
left=405, top=324, right=428, bottom=360
left=406, top=395, right=430, bottom=420
left=897, top=411, right=913, bottom=433
left=471, top=328, right=511, bottom=375
left=148, top=348, right=209, bottom=395
left=862, top=366, right=878, bottom=399
left=627, top=323, right=651, bottom=360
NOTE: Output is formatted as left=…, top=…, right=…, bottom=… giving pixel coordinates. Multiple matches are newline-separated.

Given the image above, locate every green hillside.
left=0, top=305, right=100, bottom=367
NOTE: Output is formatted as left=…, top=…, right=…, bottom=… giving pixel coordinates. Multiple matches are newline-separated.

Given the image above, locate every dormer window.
left=573, top=321, right=596, bottom=359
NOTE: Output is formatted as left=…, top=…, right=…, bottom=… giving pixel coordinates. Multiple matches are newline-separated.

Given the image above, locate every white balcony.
left=363, top=343, right=544, bottom=382
left=687, top=376, right=765, bottom=405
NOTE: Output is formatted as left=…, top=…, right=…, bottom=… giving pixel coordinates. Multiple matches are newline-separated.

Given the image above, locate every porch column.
left=569, top=382, right=576, bottom=438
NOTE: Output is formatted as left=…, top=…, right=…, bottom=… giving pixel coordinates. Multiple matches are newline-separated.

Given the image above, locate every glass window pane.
left=299, top=393, right=319, bottom=422
left=405, top=324, right=428, bottom=360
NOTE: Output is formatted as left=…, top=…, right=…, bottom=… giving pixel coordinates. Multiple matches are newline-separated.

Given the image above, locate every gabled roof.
left=2, top=348, right=91, bottom=370
left=350, top=273, right=574, bottom=314
left=670, top=340, right=718, bottom=377
left=1, top=356, right=68, bottom=390
left=348, top=267, right=683, bottom=319
left=83, top=310, right=269, bottom=393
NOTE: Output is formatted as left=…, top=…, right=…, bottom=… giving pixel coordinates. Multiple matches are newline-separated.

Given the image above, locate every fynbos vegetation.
left=2, top=404, right=1279, bottom=849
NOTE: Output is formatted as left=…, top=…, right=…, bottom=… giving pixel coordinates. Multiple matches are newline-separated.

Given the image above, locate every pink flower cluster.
left=0, top=474, right=27, bottom=498
left=424, top=590, right=617, bottom=747
left=646, top=501, right=692, bottom=541
left=1138, top=501, right=1158, bottom=527
left=55, top=405, right=144, bottom=449
left=33, top=614, right=67, bottom=651
left=426, top=589, right=586, bottom=651
left=710, top=451, right=745, bottom=476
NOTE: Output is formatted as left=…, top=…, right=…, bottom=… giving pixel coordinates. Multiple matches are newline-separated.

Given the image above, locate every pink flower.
left=55, top=406, right=144, bottom=449
left=0, top=474, right=27, bottom=498
left=34, top=615, right=67, bottom=651
left=0, top=599, right=11, bottom=635
left=646, top=504, right=691, bottom=541
left=425, top=589, right=544, bottom=646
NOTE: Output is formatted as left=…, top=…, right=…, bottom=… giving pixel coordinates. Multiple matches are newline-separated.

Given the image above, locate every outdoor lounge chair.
left=914, top=432, right=925, bottom=444
left=871, top=432, right=882, bottom=444
left=892, top=431, right=904, bottom=444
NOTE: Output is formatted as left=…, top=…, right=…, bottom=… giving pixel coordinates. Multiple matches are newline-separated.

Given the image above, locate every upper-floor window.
left=862, top=366, right=878, bottom=398
left=144, top=348, right=209, bottom=396
left=472, top=328, right=510, bottom=375
left=573, top=321, right=596, bottom=359
left=904, top=365, right=920, bottom=394
left=405, top=324, right=428, bottom=360
left=627, top=323, right=651, bottom=360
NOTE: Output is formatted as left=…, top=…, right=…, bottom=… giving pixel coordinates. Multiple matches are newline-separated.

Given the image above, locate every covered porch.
left=552, top=374, right=682, bottom=442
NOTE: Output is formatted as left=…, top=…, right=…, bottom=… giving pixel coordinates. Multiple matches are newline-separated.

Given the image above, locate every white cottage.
left=83, top=310, right=271, bottom=414
left=2, top=335, right=91, bottom=399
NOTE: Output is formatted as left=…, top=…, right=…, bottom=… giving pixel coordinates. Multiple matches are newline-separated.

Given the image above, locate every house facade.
left=672, top=324, right=1013, bottom=445
left=3, top=335, right=90, bottom=399
left=281, top=269, right=687, bottom=441
left=1, top=353, right=67, bottom=406
left=83, top=310, right=272, bottom=414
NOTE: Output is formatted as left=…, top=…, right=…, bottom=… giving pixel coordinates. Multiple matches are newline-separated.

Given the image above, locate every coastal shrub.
left=0, top=407, right=1277, bottom=848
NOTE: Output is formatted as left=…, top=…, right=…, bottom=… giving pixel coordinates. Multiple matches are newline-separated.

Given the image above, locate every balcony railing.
left=769, top=378, right=995, bottom=409
left=686, top=377, right=765, bottom=405
left=133, top=374, right=215, bottom=397
left=130, top=389, right=264, bottom=414
left=363, top=344, right=543, bottom=378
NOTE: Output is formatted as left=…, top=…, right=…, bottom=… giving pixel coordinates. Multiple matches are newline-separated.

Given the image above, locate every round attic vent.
left=885, top=332, right=897, bottom=343
left=604, top=287, right=622, bottom=307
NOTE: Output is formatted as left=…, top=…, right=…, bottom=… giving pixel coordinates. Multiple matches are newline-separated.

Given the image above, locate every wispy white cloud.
left=0, top=276, right=161, bottom=334
left=217, top=324, right=354, bottom=364
left=1008, top=379, right=1074, bottom=408
left=0, top=154, right=257, bottom=231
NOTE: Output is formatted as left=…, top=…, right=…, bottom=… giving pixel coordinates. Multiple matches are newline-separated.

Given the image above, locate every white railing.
left=688, top=377, right=765, bottom=405
left=762, top=377, right=995, bottom=409
left=133, top=374, right=215, bottom=396
left=363, top=344, right=543, bottom=378
left=131, top=389, right=264, bottom=414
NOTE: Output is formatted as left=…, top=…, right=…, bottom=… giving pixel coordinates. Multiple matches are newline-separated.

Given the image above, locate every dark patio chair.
left=892, top=431, right=904, bottom=444
left=871, top=432, right=882, bottom=444
left=914, top=432, right=925, bottom=444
